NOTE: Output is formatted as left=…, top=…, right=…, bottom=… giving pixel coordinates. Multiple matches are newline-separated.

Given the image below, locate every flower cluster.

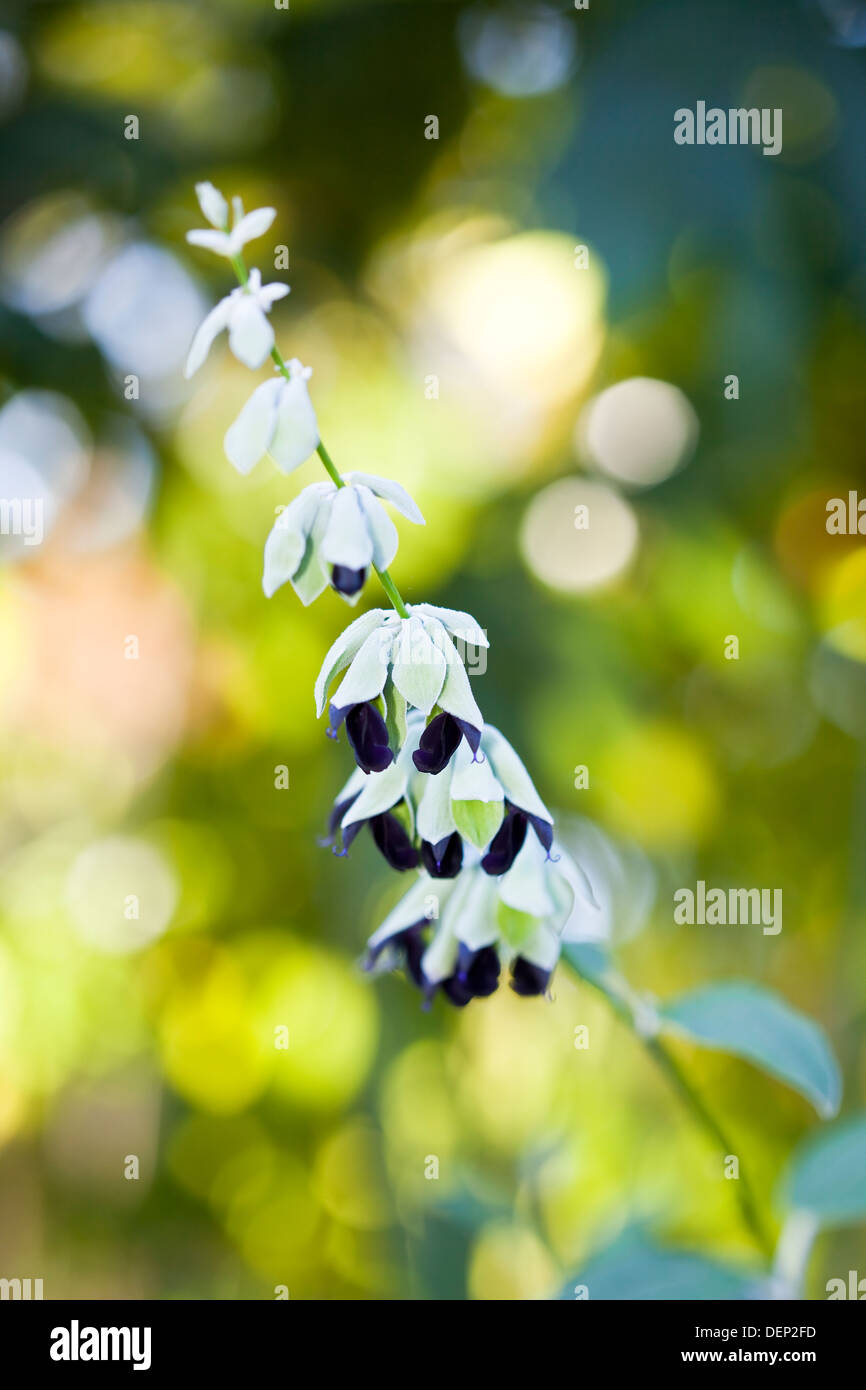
left=184, top=182, right=597, bottom=1006
left=263, top=474, right=424, bottom=605
left=313, top=605, right=487, bottom=772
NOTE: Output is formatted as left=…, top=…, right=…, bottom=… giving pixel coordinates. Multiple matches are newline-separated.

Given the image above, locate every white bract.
left=225, top=360, right=319, bottom=476
left=413, top=721, right=554, bottom=856
left=187, top=182, right=276, bottom=259
left=184, top=268, right=289, bottom=377
left=194, top=181, right=229, bottom=229
left=314, top=603, right=487, bottom=748
left=263, top=473, right=425, bottom=604
left=328, top=715, right=556, bottom=866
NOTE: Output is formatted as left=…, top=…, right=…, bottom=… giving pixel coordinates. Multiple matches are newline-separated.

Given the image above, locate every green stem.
left=373, top=566, right=410, bottom=619
left=644, top=1035, right=775, bottom=1259
left=229, top=252, right=410, bottom=620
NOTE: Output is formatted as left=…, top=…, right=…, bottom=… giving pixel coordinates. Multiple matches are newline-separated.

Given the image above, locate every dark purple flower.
left=480, top=801, right=553, bottom=875
left=370, top=811, right=419, bottom=871
left=331, top=564, right=367, bottom=597
left=412, top=710, right=481, bottom=775
left=421, top=832, right=463, bottom=879
left=329, top=700, right=393, bottom=774
left=364, top=921, right=427, bottom=989
left=510, top=956, right=551, bottom=997
left=481, top=805, right=528, bottom=875
left=441, top=945, right=501, bottom=1007
left=320, top=788, right=363, bottom=856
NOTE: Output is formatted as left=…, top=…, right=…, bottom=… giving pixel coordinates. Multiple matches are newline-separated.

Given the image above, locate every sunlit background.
left=0, top=0, right=864, bottom=1300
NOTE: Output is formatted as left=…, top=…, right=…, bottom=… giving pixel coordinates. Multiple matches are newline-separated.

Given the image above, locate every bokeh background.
left=0, top=0, right=864, bottom=1300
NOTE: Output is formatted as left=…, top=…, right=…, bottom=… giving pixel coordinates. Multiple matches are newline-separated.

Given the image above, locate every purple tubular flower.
left=441, top=945, right=501, bottom=1007
left=421, top=832, right=463, bottom=879
left=365, top=919, right=501, bottom=1008
left=481, top=802, right=553, bottom=875
left=412, top=711, right=460, bottom=774
left=330, top=564, right=367, bottom=597
left=323, top=790, right=361, bottom=843
left=525, top=812, right=554, bottom=856
left=329, top=700, right=393, bottom=773
left=481, top=805, right=527, bottom=875
left=412, top=711, right=482, bottom=775
left=365, top=921, right=427, bottom=988
left=509, top=956, right=551, bottom=997
left=370, top=811, right=420, bottom=871
left=320, top=789, right=363, bottom=855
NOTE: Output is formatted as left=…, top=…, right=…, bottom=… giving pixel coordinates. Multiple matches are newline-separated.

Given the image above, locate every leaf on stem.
left=659, top=981, right=842, bottom=1119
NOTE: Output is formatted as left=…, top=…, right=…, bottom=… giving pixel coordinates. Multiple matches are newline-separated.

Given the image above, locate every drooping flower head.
left=263, top=473, right=424, bottom=606
left=184, top=268, right=289, bottom=376
left=314, top=604, right=488, bottom=774
left=225, top=360, right=319, bottom=477
left=364, top=838, right=599, bottom=1006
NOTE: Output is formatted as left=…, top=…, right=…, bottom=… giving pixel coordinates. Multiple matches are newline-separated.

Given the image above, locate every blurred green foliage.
left=0, top=0, right=864, bottom=1299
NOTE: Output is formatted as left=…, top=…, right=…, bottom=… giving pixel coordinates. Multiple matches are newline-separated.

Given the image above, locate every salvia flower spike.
left=183, top=182, right=597, bottom=1005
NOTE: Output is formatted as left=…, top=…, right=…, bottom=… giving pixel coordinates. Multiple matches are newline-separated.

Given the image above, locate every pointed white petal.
left=290, top=552, right=329, bottom=606
left=450, top=737, right=504, bottom=804
left=290, top=497, right=331, bottom=606
left=434, top=634, right=484, bottom=731
left=346, top=472, right=425, bottom=525
left=449, top=870, right=499, bottom=951
left=335, top=586, right=364, bottom=608
left=321, top=486, right=374, bottom=570
left=186, top=229, right=234, bottom=255
left=268, top=373, right=319, bottom=475
left=412, top=602, right=488, bottom=649
left=555, top=841, right=602, bottom=928
left=367, top=874, right=453, bottom=955
left=416, top=762, right=457, bottom=845
left=313, top=608, right=390, bottom=717
left=227, top=297, right=274, bottom=369
left=228, top=207, right=276, bottom=252
left=195, top=182, right=229, bottom=229
left=354, top=487, right=399, bottom=570
left=498, top=835, right=555, bottom=917
left=256, top=280, right=290, bottom=311
left=516, top=922, right=561, bottom=971
left=330, top=627, right=393, bottom=710
left=547, top=854, right=581, bottom=937
left=340, top=750, right=412, bottom=827
left=482, top=724, right=552, bottom=827
left=391, top=615, right=447, bottom=714
left=335, top=764, right=368, bottom=805
left=224, top=378, right=282, bottom=474
left=420, top=918, right=459, bottom=985
left=183, top=296, right=232, bottom=378
left=262, top=488, right=323, bottom=598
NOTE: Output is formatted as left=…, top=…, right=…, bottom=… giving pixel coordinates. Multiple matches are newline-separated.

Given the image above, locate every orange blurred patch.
left=2, top=547, right=194, bottom=779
